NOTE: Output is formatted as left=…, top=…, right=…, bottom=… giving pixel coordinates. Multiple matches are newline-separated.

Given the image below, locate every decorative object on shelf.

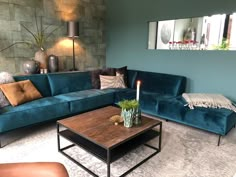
left=48, top=55, right=59, bottom=72
left=35, top=49, right=48, bottom=69
left=118, top=99, right=139, bottom=128
left=23, top=59, right=40, bottom=74
left=109, top=115, right=123, bottom=125
left=67, top=21, right=79, bottom=71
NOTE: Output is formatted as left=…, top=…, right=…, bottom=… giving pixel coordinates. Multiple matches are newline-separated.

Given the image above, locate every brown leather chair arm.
left=0, top=162, right=69, bottom=177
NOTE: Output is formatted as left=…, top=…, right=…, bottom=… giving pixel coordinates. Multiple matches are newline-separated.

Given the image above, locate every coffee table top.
left=57, top=106, right=161, bottom=149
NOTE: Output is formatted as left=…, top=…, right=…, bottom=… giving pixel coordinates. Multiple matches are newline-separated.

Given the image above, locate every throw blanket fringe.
left=182, top=93, right=236, bottom=112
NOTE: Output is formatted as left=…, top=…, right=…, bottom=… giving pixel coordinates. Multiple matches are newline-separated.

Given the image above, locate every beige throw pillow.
left=100, top=75, right=126, bottom=89
left=0, top=80, right=42, bottom=106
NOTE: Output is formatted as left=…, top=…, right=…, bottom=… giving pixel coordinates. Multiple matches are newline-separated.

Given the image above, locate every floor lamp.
left=67, top=21, right=79, bottom=71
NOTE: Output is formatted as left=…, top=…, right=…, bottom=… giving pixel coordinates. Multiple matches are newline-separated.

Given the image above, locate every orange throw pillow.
left=0, top=80, right=42, bottom=106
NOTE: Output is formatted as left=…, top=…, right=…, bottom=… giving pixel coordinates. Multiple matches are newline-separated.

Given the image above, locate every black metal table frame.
left=57, top=123, right=162, bottom=177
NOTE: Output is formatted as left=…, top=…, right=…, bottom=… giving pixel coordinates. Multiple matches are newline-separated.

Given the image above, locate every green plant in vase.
left=0, top=11, right=61, bottom=70
left=21, top=14, right=61, bottom=69
left=118, top=99, right=139, bottom=128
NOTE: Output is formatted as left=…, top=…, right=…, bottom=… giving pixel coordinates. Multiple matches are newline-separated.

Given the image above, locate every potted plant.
left=118, top=99, right=139, bottom=128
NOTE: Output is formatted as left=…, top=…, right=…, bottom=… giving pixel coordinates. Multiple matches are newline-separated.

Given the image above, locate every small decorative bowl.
left=109, top=115, right=123, bottom=125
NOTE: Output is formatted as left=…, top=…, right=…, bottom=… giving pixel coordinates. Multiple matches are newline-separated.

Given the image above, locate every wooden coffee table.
left=57, top=106, right=162, bottom=177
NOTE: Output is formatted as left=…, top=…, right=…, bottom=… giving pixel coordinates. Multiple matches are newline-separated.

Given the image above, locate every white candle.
left=136, top=80, right=141, bottom=101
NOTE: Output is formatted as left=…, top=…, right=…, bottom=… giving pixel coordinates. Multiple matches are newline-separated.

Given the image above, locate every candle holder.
left=134, top=106, right=142, bottom=125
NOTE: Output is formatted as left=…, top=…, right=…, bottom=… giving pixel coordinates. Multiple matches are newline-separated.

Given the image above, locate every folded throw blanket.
left=182, top=93, right=236, bottom=112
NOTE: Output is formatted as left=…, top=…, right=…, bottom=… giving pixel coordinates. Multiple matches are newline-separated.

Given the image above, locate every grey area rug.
left=0, top=117, right=236, bottom=177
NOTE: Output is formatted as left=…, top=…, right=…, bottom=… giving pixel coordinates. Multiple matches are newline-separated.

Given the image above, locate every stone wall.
left=0, top=0, right=106, bottom=74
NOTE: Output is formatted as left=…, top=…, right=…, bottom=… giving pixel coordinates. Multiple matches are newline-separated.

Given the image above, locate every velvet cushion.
left=54, top=89, right=115, bottom=114
left=100, top=75, right=126, bottom=89
left=0, top=72, right=15, bottom=108
left=90, top=68, right=115, bottom=89
left=135, top=70, right=186, bottom=96
left=48, top=72, right=93, bottom=96
left=14, top=74, right=51, bottom=97
left=0, top=80, right=42, bottom=106
left=116, top=66, right=128, bottom=87
left=127, top=70, right=138, bottom=88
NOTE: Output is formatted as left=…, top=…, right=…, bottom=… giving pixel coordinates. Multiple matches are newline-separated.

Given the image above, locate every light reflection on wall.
left=53, top=0, right=80, bottom=21
left=47, top=38, right=83, bottom=57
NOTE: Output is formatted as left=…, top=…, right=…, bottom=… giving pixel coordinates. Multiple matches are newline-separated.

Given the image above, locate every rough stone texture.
left=0, top=0, right=106, bottom=74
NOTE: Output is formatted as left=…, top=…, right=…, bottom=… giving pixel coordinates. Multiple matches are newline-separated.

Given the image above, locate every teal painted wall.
left=106, top=0, right=236, bottom=101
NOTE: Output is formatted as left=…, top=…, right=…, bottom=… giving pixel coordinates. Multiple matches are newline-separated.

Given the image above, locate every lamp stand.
left=72, top=38, right=76, bottom=71
left=67, top=21, right=79, bottom=71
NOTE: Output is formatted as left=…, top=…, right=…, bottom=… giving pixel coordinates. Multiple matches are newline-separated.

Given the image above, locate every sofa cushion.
left=127, top=70, right=138, bottom=89
left=157, top=96, right=187, bottom=121
left=14, top=74, right=51, bottom=97
left=48, top=72, right=93, bottom=96
left=135, top=70, right=186, bottom=96
left=139, top=91, right=174, bottom=115
left=55, top=89, right=115, bottom=114
left=0, top=80, right=43, bottom=106
left=90, top=68, right=115, bottom=89
left=100, top=75, right=126, bottom=89
left=0, top=97, right=70, bottom=133
left=116, top=66, right=128, bottom=87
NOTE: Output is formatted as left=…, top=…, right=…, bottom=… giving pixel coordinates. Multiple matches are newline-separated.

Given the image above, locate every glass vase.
left=134, top=107, right=142, bottom=125
left=121, top=108, right=135, bottom=128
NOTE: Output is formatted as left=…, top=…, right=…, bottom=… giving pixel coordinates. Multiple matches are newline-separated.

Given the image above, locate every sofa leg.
left=217, top=135, right=221, bottom=146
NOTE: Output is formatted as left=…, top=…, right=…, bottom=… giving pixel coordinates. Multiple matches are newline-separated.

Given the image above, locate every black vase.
left=23, top=59, right=40, bottom=74
left=48, top=55, right=59, bottom=73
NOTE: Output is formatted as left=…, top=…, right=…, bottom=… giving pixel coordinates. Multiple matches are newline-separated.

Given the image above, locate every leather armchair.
left=0, top=162, right=69, bottom=177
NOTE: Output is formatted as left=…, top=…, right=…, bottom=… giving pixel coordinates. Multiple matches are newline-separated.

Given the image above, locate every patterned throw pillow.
left=0, top=72, right=15, bottom=107
left=90, top=68, right=115, bottom=89
left=100, top=75, right=126, bottom=89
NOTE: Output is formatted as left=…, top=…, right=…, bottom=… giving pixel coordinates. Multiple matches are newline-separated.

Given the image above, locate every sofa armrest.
left=0, top=162, right=69, bottom=177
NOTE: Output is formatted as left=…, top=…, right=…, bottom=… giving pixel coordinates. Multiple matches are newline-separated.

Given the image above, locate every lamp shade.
left=67, top=21, right=79, bottom=38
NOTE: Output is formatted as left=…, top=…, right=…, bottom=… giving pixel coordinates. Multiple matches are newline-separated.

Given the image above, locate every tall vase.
left=35, top=49, right=48, bottom=69
left=48, top=55, right=59, bottom=73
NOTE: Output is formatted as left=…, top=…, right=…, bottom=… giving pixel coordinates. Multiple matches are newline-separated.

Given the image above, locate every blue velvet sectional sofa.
left=125, top=70, right=236, bottom=144
left=0, top=69, right=235, bottom=147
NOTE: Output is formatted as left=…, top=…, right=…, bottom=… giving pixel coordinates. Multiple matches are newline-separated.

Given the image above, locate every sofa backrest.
left=131, top=70, right=186, bottom=96
left=47, top=71, right=93, bottom=96
left=14, top=74, right=52, bottom=97
left=127, top=70, right=138, bottom=89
